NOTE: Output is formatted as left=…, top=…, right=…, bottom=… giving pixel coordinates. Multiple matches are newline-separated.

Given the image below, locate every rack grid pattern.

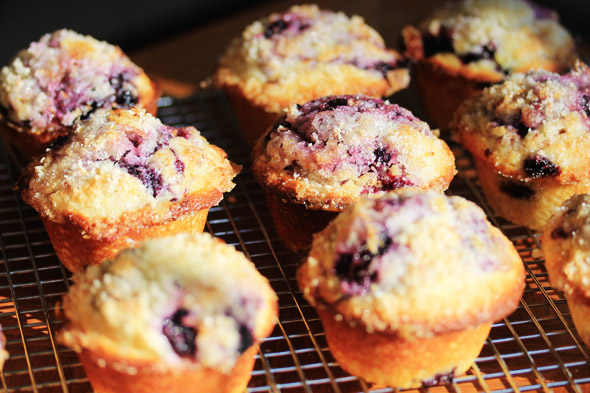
left=0, top=90, right=588, bottom=393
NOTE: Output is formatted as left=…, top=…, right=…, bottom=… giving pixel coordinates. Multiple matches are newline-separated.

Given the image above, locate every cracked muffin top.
left=214, top=4, right=409, bottom=112
left=20, top=109, right=239, bottom=238
left=403, top=0, right=575, bottom=82
left=252, top=95, right=455, bottom=211
left=544, top=194, right=590, bottom=300
left=298, top=190, right=525, bottom=336
left=452, top=62, right=590, bottom=183
left=0, top=29, right=157, bottom=140
left=60, top=233, right=277, bottom=373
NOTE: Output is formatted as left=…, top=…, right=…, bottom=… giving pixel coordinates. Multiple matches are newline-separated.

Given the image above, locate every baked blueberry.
left=162, top=309, right=197, bottom=357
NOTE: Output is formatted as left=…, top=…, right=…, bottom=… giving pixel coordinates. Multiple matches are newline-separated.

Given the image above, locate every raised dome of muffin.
left=253, top=95, right=455, bottom=210
left=20, top=108, right=238, bottom=238
left=407, top=0, right=575, bottom=81
left=453, top=62, right=590, bottom=182
left=0, top=29, right=156, bottom=136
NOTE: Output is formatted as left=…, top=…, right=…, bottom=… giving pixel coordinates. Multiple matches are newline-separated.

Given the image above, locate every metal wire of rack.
left=0, top=90, right=588, bottom=393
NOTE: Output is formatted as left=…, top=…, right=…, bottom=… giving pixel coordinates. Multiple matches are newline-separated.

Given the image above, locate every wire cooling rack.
left=0, top=90, right=588, bottom=393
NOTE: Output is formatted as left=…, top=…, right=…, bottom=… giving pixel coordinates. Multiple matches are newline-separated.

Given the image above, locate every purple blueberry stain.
left=294, top=96, right=428, bottom=135
left=373, top=148, right=392, bottom=164
left=333, top=236, right=392, bottom=295
left=127, top=132, right=143, bottom=148
left=237, top=323, right=254, bottom=354
left=175, top=127, right=192, bottom=139
left=118, top=159, right=165, bottom=197
left=381, top=174, right=413, bottom=191
left=116, top=88, right=138, bottom=107
left=492, top=113, right=534, bottom=139
left=264, top=19, right=289, bottom=38
left=264, top=95, right=433, bottom=192
left=523, top=155, right=560, bottom=178
left=514, top=121, right=530, bottom=138
left=110, top=72, right=139, bottom=108
left=421, top=26, right=502, bottom=70
left=162, top=308, right=197, bottom=358
left=171, top=149, right=185, bottom=173
left=318, top=96, right=350, bottom=111
left=263, top=13, right=310, bottom=39
left=112, top=127, right=174, bottom=198
left=499, top=181, right=535, bottom=200
left=367, top=148, right=413, bottom=192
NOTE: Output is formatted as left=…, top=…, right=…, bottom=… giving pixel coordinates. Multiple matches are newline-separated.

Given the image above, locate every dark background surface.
left=0, top=0, right=588, bottom=81
left=0, top=0, right=268, bottom=66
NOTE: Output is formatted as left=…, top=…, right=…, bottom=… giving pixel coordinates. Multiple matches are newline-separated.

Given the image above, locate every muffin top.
left=544, top=194, right=590, bottom=300
left=215, top=5, right=408, bottom=112
left=60, top=233, right=277, bottom=373
left=252, top=95, right=455, bottom=211
left=403, top=0, right=575, bottom=82
left=20, top=109, right=239, bottom=239
left=0, top=29, right=156, bottom=137
left=298, top=190, right=524, bottom=336
left=452, top=62, right=590, bottom=183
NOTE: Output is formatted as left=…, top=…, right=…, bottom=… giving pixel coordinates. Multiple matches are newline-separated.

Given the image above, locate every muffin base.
left=414, top=61, right=491, bottom=131
left=220, top=84, right=279, bottom=147
left=264, top=191, right=339, bottom=254
left=566, top=293, right=590, bottom=347
left=318, top=309, right=490, bottom=389
left=79, top=344, right=259, bottom=393
left=42, top=209, right=209, bottom=272
left=475, top=158, right=590, bottom=232
left=0, top=120, right=57, bottom=161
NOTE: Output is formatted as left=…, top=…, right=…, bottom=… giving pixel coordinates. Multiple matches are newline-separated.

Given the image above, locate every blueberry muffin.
left=543, top=194, right=590, bottom=347
left=60, top=233, right=278, bottom=393
left=20, top=109, right=239, bottom=272
left=214, top=4, right=409, bottom=144
left=298, top=190, right=525, bottom=388
left=252, top=95, right=455, bottom=252
left=402, top=0, right=576, bottom=129
left=452, top=62, right=590, bottom=231
left=0, top=29, right=159, bottom=158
